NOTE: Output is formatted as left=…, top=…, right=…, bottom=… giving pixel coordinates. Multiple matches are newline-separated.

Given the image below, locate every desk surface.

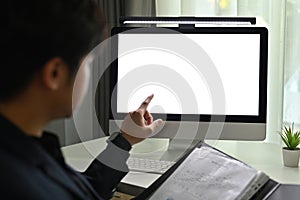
left=61, top=138, right=300, bottom=190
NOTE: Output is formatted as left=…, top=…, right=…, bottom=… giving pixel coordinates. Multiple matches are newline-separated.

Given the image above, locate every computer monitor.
left=109, top=26, right=268, bottom=141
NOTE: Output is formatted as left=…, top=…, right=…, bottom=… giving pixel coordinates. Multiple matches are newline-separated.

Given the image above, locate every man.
left=0, top=0, right=162, bottom=199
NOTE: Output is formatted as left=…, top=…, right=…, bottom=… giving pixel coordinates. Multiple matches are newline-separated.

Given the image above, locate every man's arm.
left=82, top=134, right=131, bottom=199
left=83, top=94, right=163, bottom=199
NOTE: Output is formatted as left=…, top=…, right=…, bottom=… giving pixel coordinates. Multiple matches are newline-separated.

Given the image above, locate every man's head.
left=1, top=0, right=104, bottom=118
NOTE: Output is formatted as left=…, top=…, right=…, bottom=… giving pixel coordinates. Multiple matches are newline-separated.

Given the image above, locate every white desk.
left=61, top=138, right=300, bottom=190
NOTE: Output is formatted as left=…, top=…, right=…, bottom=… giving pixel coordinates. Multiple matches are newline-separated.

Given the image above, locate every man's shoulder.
left=0, top=149, right=37, bottom=198
left=0, top=149, right=75, bottom=200
left=0, top=148, right=37, bottom=178
left=0, top=147, right=25, bottom=167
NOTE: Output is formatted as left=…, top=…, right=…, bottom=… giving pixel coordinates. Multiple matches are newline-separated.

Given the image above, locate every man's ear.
left=41, top=57, right=69, bottom=90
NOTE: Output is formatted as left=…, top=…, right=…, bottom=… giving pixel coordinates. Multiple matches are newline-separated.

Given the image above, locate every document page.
left=149, top=146, right=261, bottom=200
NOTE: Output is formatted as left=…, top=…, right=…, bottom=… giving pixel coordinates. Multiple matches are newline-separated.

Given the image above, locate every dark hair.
left=1, top=0, right=105, bottom=101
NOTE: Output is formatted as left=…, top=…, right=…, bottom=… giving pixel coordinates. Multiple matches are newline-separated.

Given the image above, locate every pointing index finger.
left=138, top=94, right=154, bottom=111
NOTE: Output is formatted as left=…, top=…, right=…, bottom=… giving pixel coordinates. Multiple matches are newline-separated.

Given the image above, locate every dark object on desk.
left=117, top=182, right=145, bottom=197
left=266, top=184, right=300, bottom=200
left=111, top=191, right=135, bottom=200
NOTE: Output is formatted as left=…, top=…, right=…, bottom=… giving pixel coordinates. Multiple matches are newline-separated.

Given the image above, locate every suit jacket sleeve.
left=82, top=140, right=130, bottom=200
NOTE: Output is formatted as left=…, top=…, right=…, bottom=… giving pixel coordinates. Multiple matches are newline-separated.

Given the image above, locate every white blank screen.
left=116, top=33, right=260, bottom=116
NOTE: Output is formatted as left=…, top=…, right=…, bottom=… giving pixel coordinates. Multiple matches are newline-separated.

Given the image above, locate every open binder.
left=133, top=142, right=280, bottom=200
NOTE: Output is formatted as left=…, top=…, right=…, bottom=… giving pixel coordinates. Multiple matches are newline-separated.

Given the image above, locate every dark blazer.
left=0, top=115, right=129, bottom=200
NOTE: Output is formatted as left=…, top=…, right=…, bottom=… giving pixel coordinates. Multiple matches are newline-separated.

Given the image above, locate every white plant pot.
left=282, top=148, right=300, bottom=167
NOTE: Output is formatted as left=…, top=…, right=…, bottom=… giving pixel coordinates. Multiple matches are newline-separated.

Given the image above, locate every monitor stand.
left=110, top=120, right=203, bottom=160
left=159, top=138, right=201, bottom=161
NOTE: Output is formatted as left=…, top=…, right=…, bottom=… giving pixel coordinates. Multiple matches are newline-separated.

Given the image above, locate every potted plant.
left=278, top=123, right=300, bottom=167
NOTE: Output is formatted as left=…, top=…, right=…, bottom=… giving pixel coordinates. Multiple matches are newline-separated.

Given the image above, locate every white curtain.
left=283, top=1, right=300, bottom=130
left=156, top=0, right=299, bottom=144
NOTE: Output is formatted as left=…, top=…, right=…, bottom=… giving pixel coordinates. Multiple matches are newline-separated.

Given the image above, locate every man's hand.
left=120, top=94, right=163, bottom=146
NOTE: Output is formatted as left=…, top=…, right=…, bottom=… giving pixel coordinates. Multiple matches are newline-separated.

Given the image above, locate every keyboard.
left=127, top=157, right=176, bottom=174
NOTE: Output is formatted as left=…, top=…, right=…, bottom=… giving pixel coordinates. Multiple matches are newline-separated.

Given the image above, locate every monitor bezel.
left=109, top=26, right=268, bottom=123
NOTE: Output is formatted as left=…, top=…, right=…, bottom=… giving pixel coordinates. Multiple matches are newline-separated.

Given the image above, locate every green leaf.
left=278, top=123, right=300, bottom=150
